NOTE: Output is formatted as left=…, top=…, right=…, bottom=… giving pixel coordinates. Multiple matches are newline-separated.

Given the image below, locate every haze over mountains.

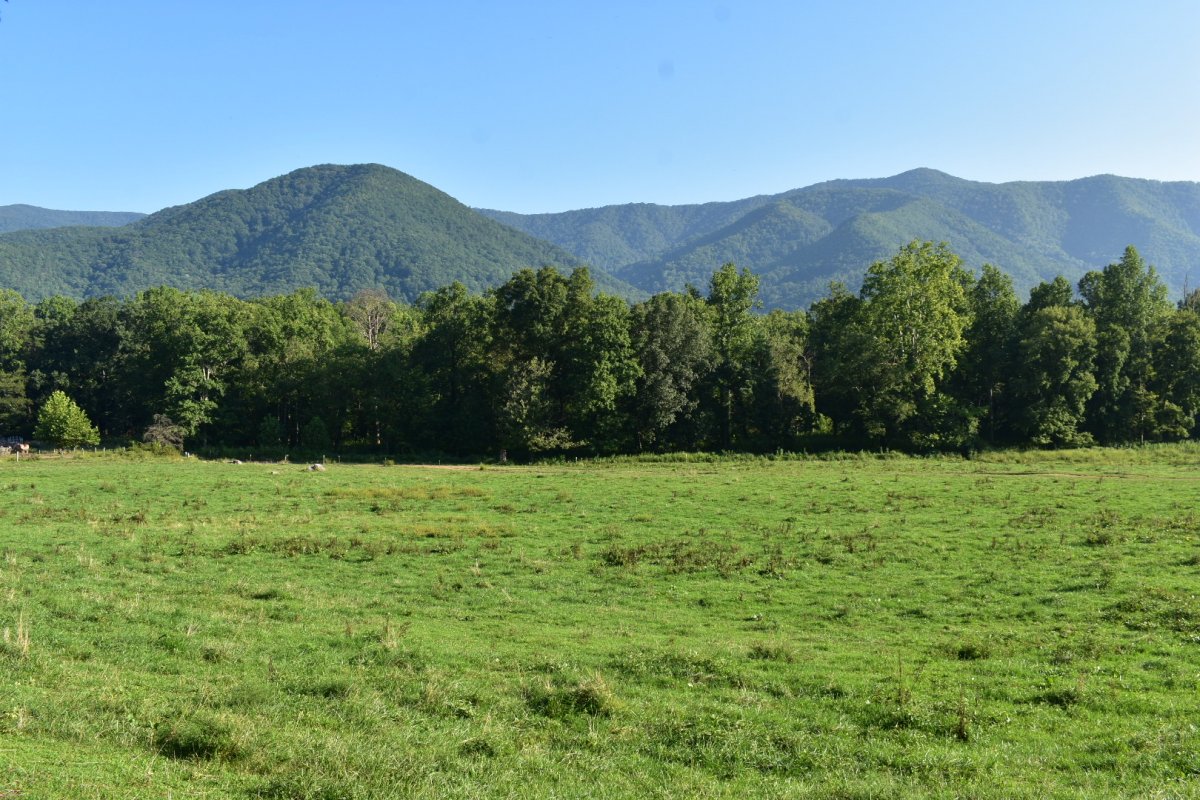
left=2, top=164, right=1199, bottom=308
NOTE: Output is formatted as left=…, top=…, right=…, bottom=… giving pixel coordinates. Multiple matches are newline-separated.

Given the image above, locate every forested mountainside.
left=481, top=169, right=1200, bottom=307
left=0, top=164, right=639, bottom=302
left=5, top=165, right=1197, bottom=311
left=0, top=204, right=145, bottom=233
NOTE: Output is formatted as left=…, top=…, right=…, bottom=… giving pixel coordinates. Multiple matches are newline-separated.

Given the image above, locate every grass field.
left=1, top=447, right=1198, bottom=798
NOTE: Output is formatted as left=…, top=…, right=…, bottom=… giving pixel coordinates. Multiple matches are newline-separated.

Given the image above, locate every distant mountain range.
left=2, top=165, right=1198, bottom=308
left=482, top=169, right=1200, bottom=307
left=0, top=204, right=145, bottom=234
left=0, top=164, right=635, bottom=302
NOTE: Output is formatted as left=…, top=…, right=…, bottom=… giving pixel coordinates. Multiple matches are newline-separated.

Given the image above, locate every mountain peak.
left=0, top=163, right=640, bottom=303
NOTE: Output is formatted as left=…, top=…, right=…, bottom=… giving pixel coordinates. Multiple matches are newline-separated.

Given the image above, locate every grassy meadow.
left=1, top=447, right=1198, bottom=798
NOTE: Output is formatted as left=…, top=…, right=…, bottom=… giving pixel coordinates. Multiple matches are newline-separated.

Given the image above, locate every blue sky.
left=2, top=1, right=1198, bottom=213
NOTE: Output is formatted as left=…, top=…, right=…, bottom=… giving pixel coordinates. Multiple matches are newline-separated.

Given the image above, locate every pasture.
left=0, top=448, right=1198, bottom=798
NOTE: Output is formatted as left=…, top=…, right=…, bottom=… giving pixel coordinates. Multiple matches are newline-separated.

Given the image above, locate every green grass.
left=1, top=448, right=1198, bottom=798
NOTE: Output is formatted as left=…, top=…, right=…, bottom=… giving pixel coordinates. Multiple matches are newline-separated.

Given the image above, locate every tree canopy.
left=0, top=241, right=1196, bottom=456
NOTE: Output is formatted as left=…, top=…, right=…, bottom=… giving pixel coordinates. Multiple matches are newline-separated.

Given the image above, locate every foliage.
left=1011, top=306, right=1099, bottom=447
left=706, top=263, right=761, bottom=449
left=0, top=203, right=143, bottom=234
left=34, top=390, right=100, bottom=447
left=486, top=168, right=1200, bottom=309
left=629, top=291, right=714, bottom=449
left=0, top=243, right=1195, bottom=457
left=0, top=164, right=639, bottom=304
left=1079, top=246, right=1174, bottom=443
left=850, top=241, right=973, bottom=446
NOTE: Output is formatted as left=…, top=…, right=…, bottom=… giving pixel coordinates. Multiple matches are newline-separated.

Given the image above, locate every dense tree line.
left=0, top=242, right=1197, bottom=457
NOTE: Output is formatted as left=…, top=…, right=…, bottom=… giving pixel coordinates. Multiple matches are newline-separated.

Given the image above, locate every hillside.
left=0, top=165, right=638, bottom=302
left=482, top=170, right=1200, bottom=307
left=0, top=204, right=145, bottom=233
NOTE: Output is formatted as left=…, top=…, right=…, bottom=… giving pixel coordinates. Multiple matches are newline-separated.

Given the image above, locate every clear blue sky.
left=2, top=1, right=1198, bottom=214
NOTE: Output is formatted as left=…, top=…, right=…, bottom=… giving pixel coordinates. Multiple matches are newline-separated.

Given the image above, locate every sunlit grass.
left=0, top=448, right=1197, bottom=797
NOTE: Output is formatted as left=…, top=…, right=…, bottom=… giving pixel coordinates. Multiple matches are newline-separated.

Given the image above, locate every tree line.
left=1, top=241, right=1198, bottom=457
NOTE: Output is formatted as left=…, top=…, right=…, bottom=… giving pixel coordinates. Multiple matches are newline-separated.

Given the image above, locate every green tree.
left=34, top=297, right=127, bottom=437
left=491, top=267, right=637, bottom=452
left=1025, top=276, right=1075, bottom=313
left=705, top=263, right=760, bottom=449
left=743, top=309, right=816, bottom=448
left=496, top=357, right=575, bottom=455
left=245, top=289, right=358, bottom=447
left=1078, top=246, right=1173, bottom=442
left=854, top=241, right=973, bottom=446
left=1011, top=306, right=1099, bottom=447
left=413, top=283, right=495, bottom=453
left=301, top=416, right=333, bottom=452
left=955, top=264, right=1020, bottom=442
left=1149, top=308, right=1200, bottom=439
left=569, top=293, right=640, bottom=452
left=808, top=282, right=869, bottom=438
left=629, top=291, right=714, bottom=450
left=0, top=289, right=34, bottom=434
left=122, top=288, right=255, bottom=442
left=35, top=390, right=100, bottom=448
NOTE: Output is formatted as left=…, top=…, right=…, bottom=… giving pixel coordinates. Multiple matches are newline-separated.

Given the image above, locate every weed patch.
left=153, top=713, right=240, bottom=761
left=600, top=536, right=753, bottom=575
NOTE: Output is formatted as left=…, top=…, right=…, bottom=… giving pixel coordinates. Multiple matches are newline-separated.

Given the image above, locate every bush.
left=143, top=414, right=185, bottom=450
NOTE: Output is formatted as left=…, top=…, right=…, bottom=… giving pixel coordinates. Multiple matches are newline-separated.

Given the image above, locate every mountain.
left=0, top=204, right=145, bottom=234
left=0, top=164, right=638, bottom=302
left=480, top=169, right=1200, bottom=307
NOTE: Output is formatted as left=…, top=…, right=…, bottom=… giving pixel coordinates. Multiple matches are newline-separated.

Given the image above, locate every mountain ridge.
left=480, top=168, right=1200, bottom=306
left=0, top=204, right=146, bottom=234
left=0, top=164, right=639, bottom=302
left=3, top=165, right=1199, bottom=309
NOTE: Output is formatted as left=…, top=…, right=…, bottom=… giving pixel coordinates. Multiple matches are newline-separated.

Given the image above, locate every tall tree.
left=629, top=291, right=714, bottom=451
left=808, top=282, right=870, bottom=439
left=413, top=283, right=495, bottom=453
left=743, top=309, right=816, bottom=449
left=491, top=266, right=637, bottom=452
left=1149, top=308, right=1200, bottom=439
left=854, top=241, right=973, bottom=446
left=569, top=292, right=640, bottom=452
left=706, top=263, right=760, bottom=449
left=245, top=289, right=358, bottom=448
left=1078, top=246, right=1173, bottom=442
left=343, top=289, right=396, bottom=352
left=955, top=264, right=1020, bottom=442
left=0, top=290, right=34, bottom=434
left=38, top=297, right=127, bottom=437
left=1011, top=306, right=1099, bottom=447
left=122, top=288, right=254, bottom=442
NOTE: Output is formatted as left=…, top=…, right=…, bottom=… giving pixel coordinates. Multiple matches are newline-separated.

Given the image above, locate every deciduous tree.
left=35, top=390, right=100, bottom=448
